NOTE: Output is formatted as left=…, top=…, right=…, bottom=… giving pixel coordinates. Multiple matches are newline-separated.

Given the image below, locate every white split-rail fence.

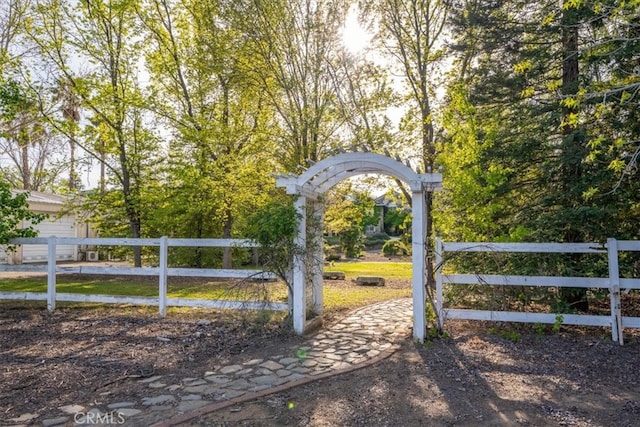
left=435, top=238, right=640, bottom=345
left=0, top=237, right=288, bottom=316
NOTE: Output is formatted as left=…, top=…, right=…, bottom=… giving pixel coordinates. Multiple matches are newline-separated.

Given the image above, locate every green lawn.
left=324, top=261, right=413, bottom=279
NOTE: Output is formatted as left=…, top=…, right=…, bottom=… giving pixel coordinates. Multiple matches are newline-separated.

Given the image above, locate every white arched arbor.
left=276, top=152, right=442, bottom=341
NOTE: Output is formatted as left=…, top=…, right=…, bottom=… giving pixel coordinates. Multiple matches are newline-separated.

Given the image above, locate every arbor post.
left=411, top=188, right=427, bottom=341
left=310, top=200, right=324, bottom=316
left=293, top=196, right=307, bottom=335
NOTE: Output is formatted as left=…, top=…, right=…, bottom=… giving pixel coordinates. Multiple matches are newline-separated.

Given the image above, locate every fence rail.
left=0, top=237, right=287, bottom=315
left=435, top=238, right=640, bottom=345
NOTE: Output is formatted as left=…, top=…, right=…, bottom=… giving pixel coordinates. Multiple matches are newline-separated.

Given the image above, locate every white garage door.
left=22, top=215, right=78, bottom=263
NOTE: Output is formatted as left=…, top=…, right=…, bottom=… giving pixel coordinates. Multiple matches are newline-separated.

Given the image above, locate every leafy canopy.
left=0, top=179, right=46, bottom=248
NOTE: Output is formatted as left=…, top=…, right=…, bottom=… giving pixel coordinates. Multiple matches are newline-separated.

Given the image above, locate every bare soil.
left=188, top=323, right=640, bottom=427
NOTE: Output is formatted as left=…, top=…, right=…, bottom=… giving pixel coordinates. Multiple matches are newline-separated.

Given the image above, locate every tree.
left=234, top=0, right=353, bottom=171
left=31, top=0, right=161, bottom=266
left=365, top=0, right=451, bottom=292
left=324, top=185, right=376, bottom=258
left=140, top=0, right=276, bottom=268
left=0, top=178, right=46, bottom=249
left=441, top=0, right=640, bottom=310
left=0, top=77, right=65, bottom=191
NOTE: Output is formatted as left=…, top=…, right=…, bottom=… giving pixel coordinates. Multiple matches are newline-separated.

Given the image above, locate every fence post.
left=47, top=236, right=57, bottom=312
left=607, top=238, right=623, bottom=345
left=158, top=236, right=169, bottom=318
left=435, top=237, right=444, bottom=331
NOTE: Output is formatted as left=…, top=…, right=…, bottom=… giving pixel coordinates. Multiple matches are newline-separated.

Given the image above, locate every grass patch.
left=323, top=283, right=411, bottom=314
left=0, top=276, right=289, bottom=302
left=324, top=261, right=412, bottom=279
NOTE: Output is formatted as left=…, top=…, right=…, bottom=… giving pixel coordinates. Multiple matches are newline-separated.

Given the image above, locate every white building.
left=0, top=191, right=94, bottom=264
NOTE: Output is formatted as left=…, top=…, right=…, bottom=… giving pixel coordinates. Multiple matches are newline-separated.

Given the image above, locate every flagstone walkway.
left=20, top=298, right=413, bottom=427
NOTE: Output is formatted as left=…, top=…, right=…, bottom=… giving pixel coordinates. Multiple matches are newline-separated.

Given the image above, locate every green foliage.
left=245, top=199, right=300, bottom=287
left=383, top=207, right=410, bottom=236
left=325, top=188, right=376, bottom=259
left=364, top=232, right=391, bottom=249
left=381, top=239, right=410, bottom=257
left=0, top=180, right=46, bottom=249
left=553, top=314, right=564, bottom=333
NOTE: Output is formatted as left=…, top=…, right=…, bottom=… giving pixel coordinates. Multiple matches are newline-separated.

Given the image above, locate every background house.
left=0, top=191, right=96, bottom=264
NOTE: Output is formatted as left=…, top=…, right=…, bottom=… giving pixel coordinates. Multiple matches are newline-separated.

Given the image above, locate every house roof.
left=12, top=190, right=68, bottom=206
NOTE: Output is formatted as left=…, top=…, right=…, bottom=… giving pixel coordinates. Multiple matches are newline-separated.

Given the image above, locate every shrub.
left=364, top=232, right=391, bottom=249
left=381, top=239, right=411, bottom=256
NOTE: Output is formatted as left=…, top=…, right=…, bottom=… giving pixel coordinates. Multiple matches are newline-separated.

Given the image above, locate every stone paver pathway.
left=10, top=298, right=413, bottom=427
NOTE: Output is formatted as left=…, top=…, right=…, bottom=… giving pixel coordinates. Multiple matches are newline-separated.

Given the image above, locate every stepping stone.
left=259, top=360, right=284, bottom=370
left=107, top=402, right=135, bottom=409
left=114, top=408, right=141, bottom=417
left=184, top=385, right=208, bottom=393
left=250, top=375, right=280, bottom=386
left=286, top=373, right=307, bottom=382
left=332, top=361, right=352, bottom=370
left=74, top=409, right=105, bottom=425
left=178, top=400, right=211, bottom=412
left=42, top=417, right=68, bottom=427
left=148, top=382, right=167, bottom=389
left=324, top=353, right=344, bottom=361
left=166, top=384, right=182, bottom=391
left=181, top=394, right=203, bottom=401
left=355, top=276, right=386, bottom=286
left=205, top=375, right=232, bottom=385
left=279, top=357, right=299, bottom=365
left=10, top=413, right=39, bottom=423
left=323, top=271, right=345, bottom=280
left=248, top=384, right=272, bottom=392
left=220, top=365, right=243, bottom=374
left=142, top=395, right=176, bottom=406
left=139, top=375, right=163, bottom=383
left=243, top=359, right=264, bottom=366
left=226, top=379, right=251, bottom=390
left=221, top=390, right=246, bottom=400
left=59, top=404, right=85, bottom=414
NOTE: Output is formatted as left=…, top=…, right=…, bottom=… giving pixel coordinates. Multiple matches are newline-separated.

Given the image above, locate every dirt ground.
left=2, top=301, right=640, bottom=427
left=189, top=323, right=640, bottom=427
left=2, top=256, right=640, bottom=427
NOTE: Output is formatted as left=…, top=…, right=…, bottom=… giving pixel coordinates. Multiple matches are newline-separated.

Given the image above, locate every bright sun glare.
left=341, top=6, right=371, bottom=54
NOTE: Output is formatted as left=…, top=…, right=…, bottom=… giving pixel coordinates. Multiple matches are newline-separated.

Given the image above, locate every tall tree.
left=140, top=0, right=275, bottom=268
left=31, top=0, right=160, bottom=266
left=366, top=0, right=450, bottom=291
left=234, top=0, right=352, bottom=172
left=441, top=0, right=640, bottom=309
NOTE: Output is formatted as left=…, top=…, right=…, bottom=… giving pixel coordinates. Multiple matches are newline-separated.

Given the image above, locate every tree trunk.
left=21, top=144, right=29, bottom=190
left=69, top=138, right=76, bottom=191
left=559, top=5, right=588, bottom=312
